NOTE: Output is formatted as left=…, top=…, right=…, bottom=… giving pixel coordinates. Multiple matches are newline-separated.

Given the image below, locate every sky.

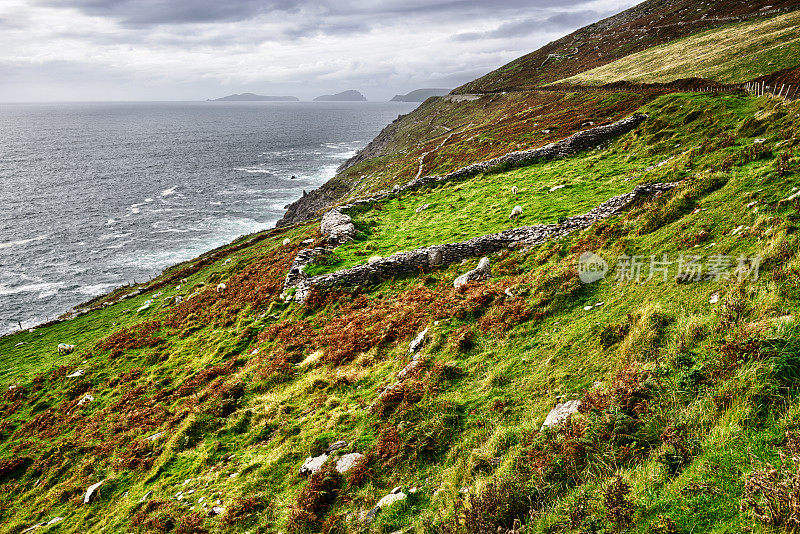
left=0, top=0, right=639, bottom=102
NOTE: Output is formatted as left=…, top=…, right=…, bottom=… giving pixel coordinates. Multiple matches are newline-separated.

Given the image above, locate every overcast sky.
left=0, top=0, right=638, bottom=102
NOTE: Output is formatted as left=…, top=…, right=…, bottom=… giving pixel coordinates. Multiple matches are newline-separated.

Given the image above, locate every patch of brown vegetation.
left=95, top=320, right=164, bottom=358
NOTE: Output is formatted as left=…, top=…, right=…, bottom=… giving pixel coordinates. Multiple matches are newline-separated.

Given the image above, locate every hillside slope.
left=455, top=0, right=800, bottom=94
left=2, top=90, right=800, bottom=534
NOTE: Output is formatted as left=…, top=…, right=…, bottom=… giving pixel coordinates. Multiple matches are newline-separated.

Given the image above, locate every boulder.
left=67, top=369, right=85, bottom=378
left=320, top=209, right=356, bottom=244
left=299, top=453, right=328, bottom=476
left=453, top=257, right=491, bottom=289
left=83, top=480, right=104, bottom=504
left=541, top=400, right=581, bottom=430
left=335, top=453, right=364, bottom=474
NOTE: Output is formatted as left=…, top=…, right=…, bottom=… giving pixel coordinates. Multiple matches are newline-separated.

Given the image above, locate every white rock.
left=408, top=328, right=429, bottom=354
left=549, top=184, right=566, bottom=192
left=754, top=138, right=766, bottom=144
left=84, top=480, right=104, bottom=504
left=335, top=453, right=364, bottom=474
left=541, top=400, right=581, bottom=430
left=208, top=506, right=224, bottom=517
left=454, top=257, right=491, bottom=289
left=76, top=394, right=94, bottom=407
left=583, top=305, right=593, bottom=311
left=368, top=255, right=382, bottom=263
left=299, top=454, right=328, bottom=476
left=283, top=238, right=291, bottom=246
left=365, top=491, right=407, bottom=524
left=709, top=292, right=720, bottom=304
left=415, top=203, right=431, bottom=213
left=67, top=369, right=85, bottom=378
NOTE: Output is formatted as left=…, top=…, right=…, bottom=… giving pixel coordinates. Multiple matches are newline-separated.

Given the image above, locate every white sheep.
left=509, top=205, right=523, bottom=220
left=57, top=343, right=75, bottom=355
left=282, top=238, right=291, bottom=246
left=511, top=186, right=518, bottom=195
left=216, top=283, right=226, bottom=293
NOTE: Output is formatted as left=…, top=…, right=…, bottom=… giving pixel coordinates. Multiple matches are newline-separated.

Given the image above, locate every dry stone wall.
left=287, top=182, right=676, bottom=302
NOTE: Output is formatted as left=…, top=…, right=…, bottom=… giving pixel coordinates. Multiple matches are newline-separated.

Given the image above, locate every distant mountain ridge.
left=210, top=93, right=299, bottom=102
left=390, top=88, right=450, bottom=102
left=313, top=90, right=367, bottom=102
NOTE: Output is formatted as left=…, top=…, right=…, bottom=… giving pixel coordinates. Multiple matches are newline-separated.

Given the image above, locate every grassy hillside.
left=559, top=10, right=800, bottom=86
left=454, top=0, right=799, bottom=94
left=2, top=91, right=800, bottom=534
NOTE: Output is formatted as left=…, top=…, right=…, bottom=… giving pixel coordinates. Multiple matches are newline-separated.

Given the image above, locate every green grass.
left=1, top=92, right=800, bottom=534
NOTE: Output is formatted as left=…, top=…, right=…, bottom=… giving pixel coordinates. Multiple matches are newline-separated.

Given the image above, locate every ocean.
left=0, top=100, right=417, bottom=335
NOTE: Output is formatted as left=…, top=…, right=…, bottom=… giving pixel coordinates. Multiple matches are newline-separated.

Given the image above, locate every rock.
left=137, top=299, right=153, bottom=312
left=709, top=292, right=720, bottom=304
left=207, top=506, right=225, bottom=517
left=428, top=248, right=443, bottom=266
left=542, top=400, right=581, bottom=430
left=320, top=209, right=356, bottom=244
left=174, top=295, right=183, bottom=305
left=454, top=257, right=491, bottom=289
left=299, top=453, right=328, bottom=476
left=335, top=453, right=364, bottom=473
left=583, top=305, right=593, bottom=311
left=415, top=203, right=430, bottom=213
left=408, top=328, right=429, bottom=354
left=67, top=369, right=85, bottom=378
left=325, top=440, right=349, bottom=453
left=365, top=490, right=407, bottom=524
left=549, top=184, right=566, bottom=192
left=76, top=394, right=94, bottom=407
left=84, top=480, right=104, bottom=504
left=754, top=138, right=767, bottom=144
left=283, top=238, right=291, bottom=246
left=140, top=491, right=152, bottom=502
left=368, top=255, right=382, bottom=263
left=145, top=431, right=162, bottom=441
left=22, top=517, right=63, bottom=533
left=301, top=238, right=314, bottom=245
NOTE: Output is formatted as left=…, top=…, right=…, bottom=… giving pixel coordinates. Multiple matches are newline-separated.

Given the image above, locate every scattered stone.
left=549, top=184, right=566, bottom=192
left=207, top=506, right=225, bottom=517
left=76, top=394, right=94, bottom=407
left=785, top=190, right=800, bottom=202
left=137, top=299, right=153, bottom=312
left=709, top=292, right=720, bottom=305
left=335, top=453, right=364, bottom=473
left=84, top=480, right=104, bottom=504
left=583, top=305, right=593, bottom=311
left=325, top=440, right=349, bottom=453
left=454, top=257, right=491, bottom=289
left=415, top=203, right=430, bottom=213
left=15, top=342, right=25, bottom=347
left=301, top=238, right=314, bottom=245
left=299, top=454, right=328, bottom=476
left=754, top=138, right=767, bottom=144
left=365, top=490, right=408, bottom=524
left=408, top=328, right=429, bottom=354
left=368, top=255, right=382, bottom=263
left=67, top=369, right=85, bottom=378
left=22, top=517, right=63, bottom=533
left=140, top=491, right=152, bottom=502
left=542, top=400, right=582, bottom=430
left=283, top=238, right=291, bottom=246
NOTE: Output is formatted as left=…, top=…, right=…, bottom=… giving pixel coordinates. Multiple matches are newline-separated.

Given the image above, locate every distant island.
left=210, top=93, right=299, bottom=102
left=313, top=90, right=367, bottom=102
left=390, top=88, right=450, bottom=102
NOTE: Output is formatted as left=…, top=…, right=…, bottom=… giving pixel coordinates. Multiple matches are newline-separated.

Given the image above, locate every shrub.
left=222, top=493, right=270, bottom=527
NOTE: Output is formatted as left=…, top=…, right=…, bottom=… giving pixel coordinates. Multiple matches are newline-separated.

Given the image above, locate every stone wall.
left=288, top=182, right=676, bottom=302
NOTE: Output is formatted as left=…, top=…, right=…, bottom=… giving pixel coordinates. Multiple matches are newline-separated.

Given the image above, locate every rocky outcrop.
left=83, top=480, right=104, bottom=504
left=288, top=182, right=675, bottom=302
left=364, top=487, right=407, bottom=524
left=277, top=113, right=647, bottom=227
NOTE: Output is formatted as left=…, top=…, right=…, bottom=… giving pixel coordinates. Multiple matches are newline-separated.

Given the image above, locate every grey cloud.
left=454, top=10, right=604, bottom=41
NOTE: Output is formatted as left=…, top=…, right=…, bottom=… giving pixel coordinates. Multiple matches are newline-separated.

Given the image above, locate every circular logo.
left=578, top=251, right=608, bottom=284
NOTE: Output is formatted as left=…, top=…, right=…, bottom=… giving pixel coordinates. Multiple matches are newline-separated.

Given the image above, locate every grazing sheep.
left=57, top=343, right=75, bottom=355
left=511, top=186, right=518, bottom=195
left=509, top=205, right=523, bottom=220
left=282, top=238, right=291, bottom=246
left=216, top=283, right=226, bottom=293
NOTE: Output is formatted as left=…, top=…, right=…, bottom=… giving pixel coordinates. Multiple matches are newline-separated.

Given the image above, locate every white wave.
left=233, top=167, right=274, bottom=174
left=76, top=282, right=119, bottom=296
left=0, top=234, right=47, bottom=250
left=161, top=186, right=177, bottom=197
left=144, top=197, right=154, bottom=202
left=0, top=281, right=63, bottom=297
